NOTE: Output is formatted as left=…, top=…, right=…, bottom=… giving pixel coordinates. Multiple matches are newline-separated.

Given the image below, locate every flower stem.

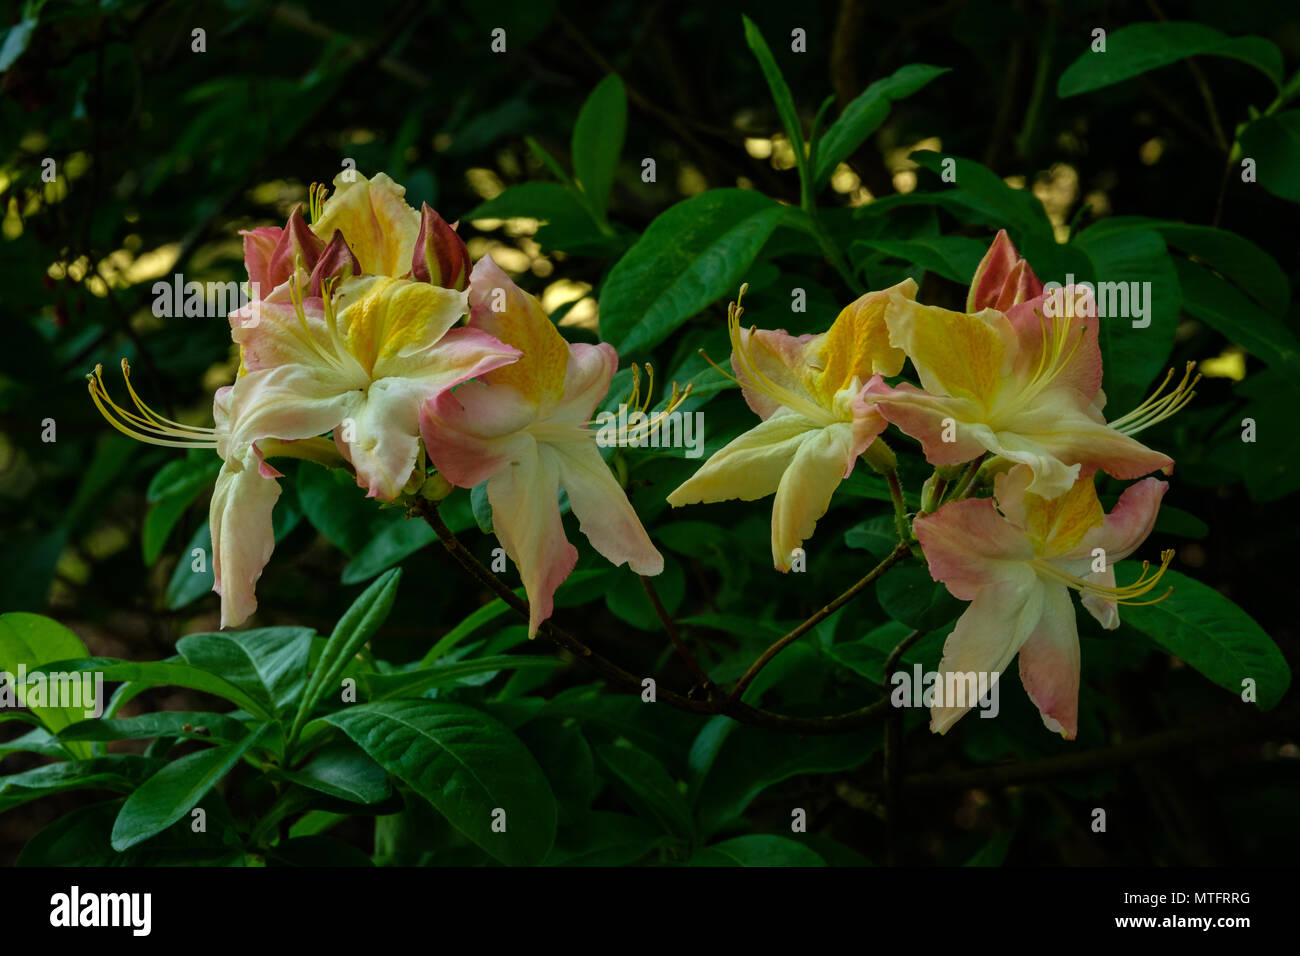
left=414, top=498, right=894, bottom=734
left=944, top=453, right=988, bottom=503
left=640, top=574, right=712, bottom=694
left=729, top=542, right=911, bottom=703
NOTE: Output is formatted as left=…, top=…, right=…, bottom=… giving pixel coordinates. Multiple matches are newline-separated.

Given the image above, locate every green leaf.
left=296, top=464, right=387, bottom=556
left=876, top=561, right=962, bottom=632
left=1122, top=568, right=1290, bottom=709
left=0, top=14, right=38, bottom=74
left=319, top=700, right=557, bottom=865
left=572, top=74, right=626, bottom=220
left=545, top=811, right=666, bottom=866
left=828, top=620, right=947, bottom=685
left=0, top=756, right=164, bottom=813
left=278, top=740, right=391, bottom=805
left=266, top=835, right=374, bottom=867
left=111, top=728, right=264, bottom=850
left=1082, top=216, right=1289, bottom=315
left=964, top=829, right=1016, bottom=866
left=20, top=796, right=245, bottom=866
left=814, top=64, right=949, bottom=188
left=164, top=522, right=215, bottom=610
left=295, top=570, right=400, bottom=734
left=1175, top=258, right=1300, bottom=371
left=1070, top=225, right=1182, bottom=410
left=341, top=521, right=436, bottom=584
left=142, top=456, right=220, bottom=565
left=690, top=834, right=826, bottom=866
left=596, top=738, right=694, bottom=841
left=470, top=481, right=494, bottom=533
left=177, top=626, right=314, bottom=719
left=517, top=718, right=597, bottom=824
left=1152, top=505, right=1209, bottom=540
left=851, top=235, right=986, bottom=285
left=0, top=612, right=93, bottom=754
left=911, top=152, right=1053, bottom=237
left=692, top=721, right=882, bottom=836
left=1240, top=111, right=1300, bottom=202
left=1057, top=22, right=1282, bottom=98
left=600, top=189, right=785, bottom=355
left=59, top=711, right=247, bottom=743
left=844, top=514, right=899, bottom=559
left=742, top=15, right=805, bottom=173
left=364, top=655, right=564, bottom=700
left=1153, top=222, right=1287, bottom=315
left=26, top=657, right=267, bottom=719
left=463, top=182, right=609, bottom=252
left=605, top=559, right=685, bottom=631
left=0, top=726, right=64, bottom=759
left=420, top=596, right=518, bottom=667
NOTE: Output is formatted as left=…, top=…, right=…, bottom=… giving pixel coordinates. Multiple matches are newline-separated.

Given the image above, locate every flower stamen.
left=87, top=360, right=217, bottom=449
left=717, top=285, right=837, bottom=427
left=1110, top=362, right=1200, bottom=436
left=1031, top=548, right=1175, bottom=605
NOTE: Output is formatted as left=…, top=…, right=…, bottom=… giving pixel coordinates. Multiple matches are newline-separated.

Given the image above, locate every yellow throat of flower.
left=701, top=285, right=838, bottom=428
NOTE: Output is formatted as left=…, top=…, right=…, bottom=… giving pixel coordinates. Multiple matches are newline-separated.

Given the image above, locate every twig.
left=640, top=574, right=712, bottom=693
left=729, top=542, right=911, bottom=702
left=882, top=627, right=924, bottom=865
left=414, top=499, right=893, bottom=734
left=903, top=702, right=1300, bottom=792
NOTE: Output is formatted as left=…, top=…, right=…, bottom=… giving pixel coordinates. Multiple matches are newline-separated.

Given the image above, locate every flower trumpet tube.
left=420, top=256, right=666, bottom=637
left=666, top=280, right=917, bottom=570
left=913, top=464, right=1172, bottom=738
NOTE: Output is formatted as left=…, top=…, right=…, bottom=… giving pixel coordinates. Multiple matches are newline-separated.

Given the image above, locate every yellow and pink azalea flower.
left=966, top=228, right=1044, bottom=313
left=666, top=280, right=917, bottom=570
left=420, top=256, right=664, bottom=637
left=229, top=275, right=519, bottom=503
left=91, top=272, right=520, bottom=627
left=867, top=240, right=1172, bottom=499
left=914, top=464, right=1172, bottom=738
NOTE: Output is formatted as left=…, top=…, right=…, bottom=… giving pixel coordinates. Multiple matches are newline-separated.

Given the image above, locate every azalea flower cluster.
left=668, top=231, right=1197, bottom=738
left=89, top=168, right=1196, bottom=742
left=90, top=172, right=664, bottom=635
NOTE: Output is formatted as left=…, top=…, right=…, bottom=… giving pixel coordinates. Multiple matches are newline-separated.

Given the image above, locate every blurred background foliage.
left=2, top=0, right=1299, bottom=866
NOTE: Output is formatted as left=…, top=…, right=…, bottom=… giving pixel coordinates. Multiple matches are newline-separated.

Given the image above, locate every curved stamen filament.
left=717, top=285, right=837, bottom=427
left=1110, top=362, right=1200, bottom=436
left=1020, top=307, right=1088, bottom=406
left=1032, top=548, right=1175, bottom=605
left=287, top=275, right=349, bottom=376
left=561, top=365, right=694, bottom=446
left=87, top=360, right=217, bottom=449
left=308, top=182, right=329, bottom=224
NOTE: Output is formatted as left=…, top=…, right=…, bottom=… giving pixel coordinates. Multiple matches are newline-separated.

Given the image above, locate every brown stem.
left=729, top=543, right=911, bottom=703
left=414, top=499, right=892, bottom=734
left=882, top=628, right=924, bottom=865
left=903, top=702, right=1300, bottom=792
left=639, top=574, right=711, bottom=693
